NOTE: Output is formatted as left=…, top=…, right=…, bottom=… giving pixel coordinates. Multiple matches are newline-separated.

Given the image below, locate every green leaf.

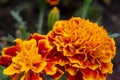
left=10, top=10, right=30, bottom=39
left=59, top=72, right=67, bottom=80
left=10, top=10, right=26, bottom=26
left=0, top=66, right=10, bottom=80
left=43, top=74, right=53, bottom=80
left=109, top=33, right=120, bottom=38
left=20, top=26, right=30, bottom=39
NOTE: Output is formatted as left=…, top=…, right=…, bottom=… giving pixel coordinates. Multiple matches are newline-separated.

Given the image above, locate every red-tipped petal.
left=0, top=55, right=12, bottom=67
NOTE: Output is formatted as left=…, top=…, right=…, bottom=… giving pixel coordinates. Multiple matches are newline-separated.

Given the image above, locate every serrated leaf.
left=10, top=10, right=26, bottom=26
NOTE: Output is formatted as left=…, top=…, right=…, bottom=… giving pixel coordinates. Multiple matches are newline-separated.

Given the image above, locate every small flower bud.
left=47, top=7, right=60, bottom=30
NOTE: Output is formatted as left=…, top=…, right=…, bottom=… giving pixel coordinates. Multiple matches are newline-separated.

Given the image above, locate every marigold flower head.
left=0, top=33, right=62, bottom=80
left=47, top=17, right=116, bottom=80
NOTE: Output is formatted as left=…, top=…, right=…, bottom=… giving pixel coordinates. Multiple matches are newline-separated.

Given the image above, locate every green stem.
left=37, top=0, right=46, bottom=33
left=81, top=0, right=92, bottom=18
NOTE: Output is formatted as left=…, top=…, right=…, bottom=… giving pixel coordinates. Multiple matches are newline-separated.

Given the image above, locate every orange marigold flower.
left=47, top=17, right=116, bottom=80
left=47, top=0, right=60, bottom=5
left=0, top=33, right=61, bottom=80
left=3, top=39, right=47, bottom=80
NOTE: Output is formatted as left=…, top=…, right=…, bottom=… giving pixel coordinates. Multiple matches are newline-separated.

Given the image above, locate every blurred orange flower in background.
left=47, top=17, right=116, bottom=80
left=47, top=0, right=60, bottom=5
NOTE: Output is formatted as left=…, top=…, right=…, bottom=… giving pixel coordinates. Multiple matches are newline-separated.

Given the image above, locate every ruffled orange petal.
left=68, top=54, right=87, bottom=68
left=67, top=71, right=83, bottom=80
left=81, top=68, right=99, bottom=80
left=22, top=39, right=37, bottom=52
left=97, top=73, right=106, bottom=80
left=21, top=71, right=44, bottom=80
left=30, top=73, right=44, bottom=80
left=3, top=63, right=21, bottom=75
left=51, top=69, right=64, bottom=80
left=14, top=38, right=22, bottom=51
left=58, top=56, right=69, bottom=66
left=87, top=56, right=99, bottom=70
left=52, top=21, right=65, bottom=35
left=53, top=36, right=66, bottom=51
left=2, top=46, right=17, bottom=56
left=10, top=74, right=20, bottom=80
left=38, top=39, right=52, bottom=58
left=0, top=55, right=12, bottom=67
left=31, top=61, right=47, bottom=73
left=44, top=59, right=57, bottom=75
left=65, top=64, right=78, bottom=76
left=63, top=44, right=75, bottom=56
left=29, top=33, right=46, bottom=43
left=100, top=62, right=113, bottom=74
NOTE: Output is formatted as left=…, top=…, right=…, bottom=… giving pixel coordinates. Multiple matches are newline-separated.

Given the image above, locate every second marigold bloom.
left=0, top=33, right=61, bottom=80
left=47, top=17, right=116, bottom=80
